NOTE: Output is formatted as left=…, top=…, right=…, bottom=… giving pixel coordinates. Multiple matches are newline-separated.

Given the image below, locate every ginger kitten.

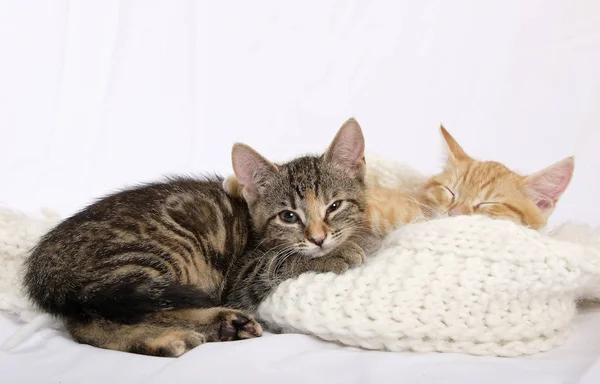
left=225, top=124, right=574, bottom=234
left=412, top=126, right=574, bottom=230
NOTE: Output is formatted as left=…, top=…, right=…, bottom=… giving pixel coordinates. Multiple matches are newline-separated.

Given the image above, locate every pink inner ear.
left=327, top=119, right=365, bottom=171
left=526, top=157, right=574, bottom=209
left=335, top=137, right=364, bottom=166
left=231, top=144, right=274, bottom=191
left=536, top=199, right=553, bottom=211
left=232, top=149, right=255, bottom=186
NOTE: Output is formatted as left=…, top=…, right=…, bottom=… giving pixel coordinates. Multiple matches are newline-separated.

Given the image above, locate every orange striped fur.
left=366, top=126, right=574, bottom=233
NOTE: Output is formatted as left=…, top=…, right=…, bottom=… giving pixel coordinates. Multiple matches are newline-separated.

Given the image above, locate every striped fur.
left=415, top=126, right=574, bottom=230
left=23, top=119, right=375, bottom=357
left=226, top=126, right=575, bottom=234
left=368, top=126, right=575, bottom=232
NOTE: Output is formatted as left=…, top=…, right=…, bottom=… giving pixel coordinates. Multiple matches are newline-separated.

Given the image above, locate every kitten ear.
left=524, top=156, right=574, bottom=213
left=231, top=143, right=278, bottom=202
left=324, top=118, right=366, bottom=180
left=440, top=125, right=470, bottom=163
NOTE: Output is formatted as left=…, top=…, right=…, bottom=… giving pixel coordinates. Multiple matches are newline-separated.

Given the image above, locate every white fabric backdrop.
left=2, top=2, right=600, bottom=383
left=1, top=0, right=599, bottom=226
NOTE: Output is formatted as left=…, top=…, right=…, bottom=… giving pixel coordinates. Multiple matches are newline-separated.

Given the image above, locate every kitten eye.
left=326, top=200, right=342, bottom=214
left=476, top=202, right=498, bottom=209
left=279, top=211, right=299, bottom=224
left=444, top=186, right=455, bottom=198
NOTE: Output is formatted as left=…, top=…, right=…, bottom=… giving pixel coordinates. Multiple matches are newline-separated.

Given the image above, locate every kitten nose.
left=308, top=232, right=327, bottom=247
left=449, top=205, right=469, bottom=217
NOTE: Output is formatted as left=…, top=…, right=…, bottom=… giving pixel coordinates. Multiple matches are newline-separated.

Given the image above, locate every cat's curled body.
left=24, top=119, right=373, bottom=357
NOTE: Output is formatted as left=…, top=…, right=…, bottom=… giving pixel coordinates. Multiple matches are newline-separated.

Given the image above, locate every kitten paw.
left=337, top=242, right=366, bottom=268
left=223, top=175, right=243, bottom=198
left=319, top=257, right=352, bottom=274
left=148, top=329, right=206, bottom=357
left=315, top=243, right=366, bottom=274
left=219, top=310, right=263, bottom=341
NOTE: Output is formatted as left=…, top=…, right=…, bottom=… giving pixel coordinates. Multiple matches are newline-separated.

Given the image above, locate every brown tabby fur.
left=24, top=119, right=376, bottom=357
left=227, top=126, right=575, bottom=235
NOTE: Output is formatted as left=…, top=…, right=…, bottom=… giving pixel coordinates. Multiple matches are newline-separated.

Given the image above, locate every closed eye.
left=444, top=186, right=455, bottom=199
left=476, top=202, right=500, bottom=209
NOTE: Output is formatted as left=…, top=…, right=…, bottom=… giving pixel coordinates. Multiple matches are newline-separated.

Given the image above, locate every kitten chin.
left=23, top=117, right=373, bottom=358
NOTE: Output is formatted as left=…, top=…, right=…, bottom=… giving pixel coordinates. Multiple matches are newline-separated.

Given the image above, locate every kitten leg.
left=66, top=308, right=262, bottom=357
left=150, top=307, right=263, bottom=342
left=224, top=243, right=367, bottom=309
left=266, top=241, right=366, bottom=279
left=297, top=241, right=367, bottom=275
left=65, top=318, right=206, bottom=357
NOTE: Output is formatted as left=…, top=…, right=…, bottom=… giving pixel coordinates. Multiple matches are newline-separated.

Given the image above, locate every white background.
left=2, top=2, right=600, bottom=383
left=1, top=0, right=599, bottom=226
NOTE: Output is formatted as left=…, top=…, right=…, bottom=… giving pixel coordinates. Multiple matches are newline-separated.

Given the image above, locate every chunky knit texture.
left=258, top=216, right=600, bottom=357
left=0, top=208, right=61, bottom=326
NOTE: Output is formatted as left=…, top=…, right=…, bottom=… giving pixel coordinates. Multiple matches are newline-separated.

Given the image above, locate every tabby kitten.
left=227, top=125, right=574, bottom=234
left=24, top=118, right=372, bottom=357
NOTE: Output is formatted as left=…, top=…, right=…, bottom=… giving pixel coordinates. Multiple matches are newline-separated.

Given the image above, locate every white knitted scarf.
left=257, top=215, right=600, bottom=357
left=1, top=157, right=600, bottom=356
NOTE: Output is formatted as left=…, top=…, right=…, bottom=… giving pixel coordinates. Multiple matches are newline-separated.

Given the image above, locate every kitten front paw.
left=338, top=242, right=366, bottom=268
left=313, top=243, right=366, bottom=274
left=315, top=257, right=352, bottom=274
